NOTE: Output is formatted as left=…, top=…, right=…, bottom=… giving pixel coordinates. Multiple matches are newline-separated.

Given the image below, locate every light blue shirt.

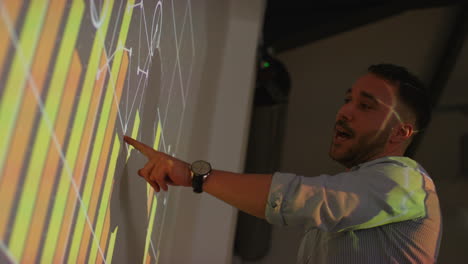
left=265, top=156, right=442, bottom=263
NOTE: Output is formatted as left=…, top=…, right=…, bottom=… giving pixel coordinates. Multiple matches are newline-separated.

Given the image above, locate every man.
left=124, top=64, right=442, bottom=263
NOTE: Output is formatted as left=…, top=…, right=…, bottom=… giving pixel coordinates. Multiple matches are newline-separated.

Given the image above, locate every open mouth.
left=335, top=126, right=353, bottom=140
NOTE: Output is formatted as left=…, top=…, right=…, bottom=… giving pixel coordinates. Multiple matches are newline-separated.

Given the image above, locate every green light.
left=263, top=62, right=270, bottom=68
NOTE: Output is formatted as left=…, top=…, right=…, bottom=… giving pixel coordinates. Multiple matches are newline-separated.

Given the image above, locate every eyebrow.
left=345, top=88, right=379, bottom=105
left=360, top=91, right=379, bottom=104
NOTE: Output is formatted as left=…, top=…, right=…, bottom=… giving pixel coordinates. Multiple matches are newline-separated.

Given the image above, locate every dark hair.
left=368, top=64, right=432, bottom=131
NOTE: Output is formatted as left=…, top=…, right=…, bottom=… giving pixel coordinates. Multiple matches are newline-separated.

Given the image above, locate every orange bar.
left=0, top=1, right=23, bottom=76
left=51, top=52, right=109, bottom=263
left=0, top=0, right=67, bottom=239
left=78, top=50, right=129, bottom=263
left=20, top=49, right=82, bottom=263
left=95, top=203, right=111, bottom=264
left=147, top=188, right=154, bottom=216
left=94, top=53, right=129, bottom=264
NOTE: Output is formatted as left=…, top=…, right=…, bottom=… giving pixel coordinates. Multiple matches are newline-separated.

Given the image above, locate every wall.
left=158, top=1, right=265, bottom=263
left=415, top=28, right=468, bottom=262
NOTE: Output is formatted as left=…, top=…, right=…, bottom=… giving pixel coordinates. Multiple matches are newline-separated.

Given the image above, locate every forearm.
left=123, top=136, right=274, bottom=217
left=203, top=170, right=273, bottom=219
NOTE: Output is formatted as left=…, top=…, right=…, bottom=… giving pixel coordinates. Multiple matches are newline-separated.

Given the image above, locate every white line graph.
left=53, top=1, right=134, bottom=261
left=0, top=240, right=16, bottom=264
left=0, top=0, right=197, bottom=262
left=157, top=107, right=168, bottom=153
left=174, top=0, right=195, bottom=154
left=127, top=0, right=143, bottom=11
left=150, top=1, right=163, bottom=56
left=162, top=0, right=193, bottom=131
left=65, top=0, right=195, bottom=262
left=107, top=0, right=124, bottom=56
left=170, top=0, right=187, bottom=107
left=0, top=2, right=108, bottom=262
left=125, top=57, right=150, bottom=129
left=55, top=0, right=163, bottom=261
left=90, top=0, right=110, bottom=29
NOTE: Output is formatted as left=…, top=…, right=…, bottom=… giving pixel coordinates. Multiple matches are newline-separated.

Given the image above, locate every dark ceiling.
left=262, top=0, right=466, bottom=53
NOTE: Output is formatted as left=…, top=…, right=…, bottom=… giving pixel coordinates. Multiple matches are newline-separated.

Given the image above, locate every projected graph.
left=0, top=0, right=195, bottom=263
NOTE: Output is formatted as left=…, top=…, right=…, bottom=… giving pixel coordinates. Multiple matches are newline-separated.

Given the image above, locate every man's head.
left=329, top=64, right=432, bottom=169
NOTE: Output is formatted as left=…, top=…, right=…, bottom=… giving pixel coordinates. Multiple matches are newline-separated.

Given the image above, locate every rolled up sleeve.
left=265, top=159, right=428, bottom=232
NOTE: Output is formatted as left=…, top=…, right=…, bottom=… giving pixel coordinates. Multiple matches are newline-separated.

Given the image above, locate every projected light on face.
left=329, top=74, right=403, bottom=168
left=0, top=0, right=196, bottom=263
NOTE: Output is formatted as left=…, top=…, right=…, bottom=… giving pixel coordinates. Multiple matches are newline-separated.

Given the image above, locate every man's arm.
left=266, top=161, right=429, bottom=231
left=124, top=136, right=273, bottom=219
left=203, top=170, right=272, bottom=219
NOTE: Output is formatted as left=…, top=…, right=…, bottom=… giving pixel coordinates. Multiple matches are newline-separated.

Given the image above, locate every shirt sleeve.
left=265, top=161, right=428, bottom=232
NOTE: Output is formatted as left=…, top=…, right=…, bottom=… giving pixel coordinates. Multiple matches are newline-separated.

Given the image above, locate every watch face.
left=191, top=160, right=212, bottom=175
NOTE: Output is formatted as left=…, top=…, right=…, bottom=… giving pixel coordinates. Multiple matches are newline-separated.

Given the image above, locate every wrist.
left=189, top=160, right=212, bottom=193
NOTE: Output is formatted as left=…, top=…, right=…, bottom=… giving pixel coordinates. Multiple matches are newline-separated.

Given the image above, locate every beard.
left=329, top=125, right=393, bottom=169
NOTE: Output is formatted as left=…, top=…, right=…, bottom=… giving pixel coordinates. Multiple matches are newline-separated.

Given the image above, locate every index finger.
left=124, top=135, right=154, bottom=157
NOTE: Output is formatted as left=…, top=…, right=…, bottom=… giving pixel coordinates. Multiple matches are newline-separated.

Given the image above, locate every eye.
left=360, top=103, right=371, bottom=110
left=343, top=98, right=351, bottom=104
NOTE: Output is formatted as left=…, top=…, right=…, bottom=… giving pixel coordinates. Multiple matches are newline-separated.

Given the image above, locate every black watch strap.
left=192, top=175, right=204, bottom=193
left=190, top=160, right=211, bottom=193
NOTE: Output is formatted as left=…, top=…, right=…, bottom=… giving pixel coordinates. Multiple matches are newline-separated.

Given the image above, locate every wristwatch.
left=190, top=160, right=212, bottom=193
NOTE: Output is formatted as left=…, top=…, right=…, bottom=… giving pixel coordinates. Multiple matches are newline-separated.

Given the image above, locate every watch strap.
left=192, top=174, right=204, bottom=193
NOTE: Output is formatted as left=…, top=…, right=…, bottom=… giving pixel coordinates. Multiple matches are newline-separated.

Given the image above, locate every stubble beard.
left=329, top=127, right=392, bottom=169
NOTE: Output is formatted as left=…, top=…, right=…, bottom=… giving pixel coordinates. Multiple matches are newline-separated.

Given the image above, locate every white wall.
left=247, top=6, right=465, bottom=263
left=158, top=1, right=265, bottom=263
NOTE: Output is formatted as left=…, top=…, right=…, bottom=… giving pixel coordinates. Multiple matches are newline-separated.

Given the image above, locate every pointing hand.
left=123, top=136, right=191, bottom=192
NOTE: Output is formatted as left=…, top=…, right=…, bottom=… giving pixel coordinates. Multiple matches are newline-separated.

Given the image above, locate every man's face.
left=329, top=73, right=402, bottom=168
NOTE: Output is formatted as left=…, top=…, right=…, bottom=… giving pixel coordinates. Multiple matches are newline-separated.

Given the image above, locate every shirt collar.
left=349, top=156, right=417, bottom=171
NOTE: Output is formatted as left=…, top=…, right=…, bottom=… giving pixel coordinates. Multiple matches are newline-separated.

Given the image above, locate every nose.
left=336, top=103, right=353, bottom=122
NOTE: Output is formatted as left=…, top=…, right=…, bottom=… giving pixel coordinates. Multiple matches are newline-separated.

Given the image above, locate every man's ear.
left=390, top=123, right=414, bottom=144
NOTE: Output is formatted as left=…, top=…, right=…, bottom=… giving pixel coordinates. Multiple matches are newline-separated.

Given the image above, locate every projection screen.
left=0, top=0, right=203, bottom=262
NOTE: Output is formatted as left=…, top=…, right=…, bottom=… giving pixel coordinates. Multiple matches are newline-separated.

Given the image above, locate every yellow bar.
left=128, top=110, right=141, bottom=159
left=87, top=135, right=120, bottom=263
left=105, top=226, right=119, bottom=264
left=142, top=196, right=158, bottom=264
left=40, top=0, right=113, bottom=262
left=147, top=121, right=162, bottom=214
left=0, top=1, right=23, bottom=76
left=0, top=0, right=48, bottom=178
left=0, top=0, right=49, bottom=238
left=7, top=0, right=77, bottom=259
